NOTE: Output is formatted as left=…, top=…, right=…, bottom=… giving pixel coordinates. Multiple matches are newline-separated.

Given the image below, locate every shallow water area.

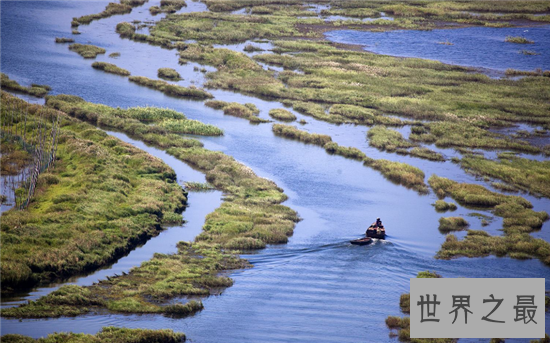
left=325, top=25, right=550, bottom=72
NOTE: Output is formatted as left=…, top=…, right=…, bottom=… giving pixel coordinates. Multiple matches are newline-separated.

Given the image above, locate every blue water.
left=325, top=25, right=550, bottom=72
left=1, top=1, right=549, bottom=342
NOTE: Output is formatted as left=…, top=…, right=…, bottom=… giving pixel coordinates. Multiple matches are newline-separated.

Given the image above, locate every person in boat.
left=376, top=217, right=382, bottom=228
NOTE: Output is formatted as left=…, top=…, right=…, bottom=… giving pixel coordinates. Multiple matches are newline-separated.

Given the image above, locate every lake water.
left=325, top=25, right=550, bottom=72
left=1, top=1, right=549, bottom=342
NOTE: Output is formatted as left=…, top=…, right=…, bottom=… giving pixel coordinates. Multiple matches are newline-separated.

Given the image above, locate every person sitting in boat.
left=376, top=218, right=382, bottom=228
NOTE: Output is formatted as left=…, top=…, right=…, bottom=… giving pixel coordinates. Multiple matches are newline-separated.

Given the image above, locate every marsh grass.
left=1, top=92, right=187, bottom=290
left=184, top=181, right=215, bottom=192
left=205, top=100, right=269, bottom=123
left=433, top=200, right=457, bottom=212
left=505, top=36, right=534, bottom=44
left=364, top=157, right=428, bottom=194
left=68, top=43, right=106, bottom=59
left=367, top=125, right=415, bottom=152
left=520, top=50, right=540, bottom=55
left=109, top=52, right=121, bottom=58
left=72, top=0, right=147, bottom=27
left=129, top=76, right=212, bottom=99
left=46, top=94, right=222, bottom=137
left=272, top=124, right=331, bottom=146
left=150, top=0, right=187, bottom=14
left=269, top=108, right=296, bottom=122
left=430, top=174, right=550, bottom=264
left=1, top=74, right=51, bottom=97
left=460, top=155, right=550, bottom=198
left=92, top=62, right=131, bottom=76
left=438, top=216, right=469, bottom=233
left=158, top=68, right=182, bottom=80
left=2, top=327, right=186, bottom=343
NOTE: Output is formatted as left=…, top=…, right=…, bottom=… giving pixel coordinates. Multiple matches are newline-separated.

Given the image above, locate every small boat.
left=350, top=237, right=373, bottom=245
left=366, top=226, right=386, bottom=239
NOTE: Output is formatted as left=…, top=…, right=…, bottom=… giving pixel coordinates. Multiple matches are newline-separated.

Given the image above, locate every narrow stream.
left=1, top=1, right=549, bottom=341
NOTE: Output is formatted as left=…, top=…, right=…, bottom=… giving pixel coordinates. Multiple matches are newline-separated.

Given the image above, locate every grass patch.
left=46, top=94, right=222, bottom=137
left=109, top=52, right=121, bottom=58
left=129, top=76, right=212, bottom=99
left=438, top=216, right=469, bottom=233
left=150, top=0, right=187, bottom=15
left=433, top=200, right=457, bottom=212
left=1, top=92, right=187, bottom=290
left=92, top=62, right=131, bottom=76
left=364, top=157, right=428, bottom=194
left=68, top=43, right=106, bottom=59
left=269, top=108, right=296, bottom=122
left=1, top=74, right=51, bottom=97
left=505, top=36, right=534, bottom=44
left=367, top=125, right=415, bottom=152
left=205, top=100, right=268, bottom=123
left=272, top=124, right=331, bottom=146
left=72, top=0, right=147, bottom=27
left=184, top=181, right=215, bottom=192
left=2, top=326, right=185, bottom=342
left=158, top=68, right=182, bottom=80
left=460, top=154, right=550, bottom=198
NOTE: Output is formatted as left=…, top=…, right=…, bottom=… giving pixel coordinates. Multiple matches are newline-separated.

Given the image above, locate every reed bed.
left=91, top=62, right=131, bottom=76
left=68, top=43, right=106, bottom=59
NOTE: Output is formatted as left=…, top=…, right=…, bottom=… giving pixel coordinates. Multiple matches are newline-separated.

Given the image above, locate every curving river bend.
left=1, top=1, right=549, bottom=342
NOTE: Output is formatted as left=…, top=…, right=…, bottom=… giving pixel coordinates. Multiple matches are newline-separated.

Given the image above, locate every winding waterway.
left=1, top=1, right=549, bottom=341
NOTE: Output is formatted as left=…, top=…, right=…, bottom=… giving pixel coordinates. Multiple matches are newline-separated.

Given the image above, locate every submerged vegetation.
left=2, top=326, right=185, bottom=342
left=92, top=62, right=131, bottom=76
left=1, top=74, right=51, bottom=97
left=55, top=37, right=74, bottom=43
left=129, top=76, right=212, bottom=99
left=68, top=43, right=106, bottom=59
left=0, top=92, right=187, bottom=290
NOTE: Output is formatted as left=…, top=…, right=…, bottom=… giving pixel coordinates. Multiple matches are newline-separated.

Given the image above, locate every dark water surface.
left=1, top=1, right=549, bottom=342
left=325, top=25, right=550, bottom=72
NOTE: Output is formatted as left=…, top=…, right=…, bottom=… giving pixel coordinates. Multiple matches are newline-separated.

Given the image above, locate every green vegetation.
left=158, top=67, right=182, bottom=80
left=505, top=36, right=534, bottom=44
left=129, top=76, right=212, bottom=99
left=505, top=68, right=550, bottom=77
left=0, top=140, right=31, bottom=176
left=184, top=181, right=215, bottom=191
left=272, top=124, right=331, bottom=146
left=2, top=326, right=185, bottom=343
left=109, top=52, right=121, bottom=58
left=364, top=157, right=428, bottom=194
left=205, top=100, right=268, bottom=123
left=1, top=92, right=187, bottom=290
left=460, top=154, right=550, bottom=198
left=367, top=126, right=415, bottom=151
left=429, top=175, right=550, bottom=264
left=150, top=0, right=187, bottom=14
left=520, top=50, right=540, bottom=55
left=438, top=216, right=469, bottom=233
left=92, top=62, right=131, bottom=76
left=71, top=30, right=81, bottom=34
left=2, top=242, right=245, bottom=318
left=269, top=108, right=296, bottom=122
left=46, top=94, right=223, bottom=137
left=55, top=37, right=74, bottom=43
left=72, top=0, right=147, bottom=27
left=68, top=43, right=106, bottom=59
left=433, top=200, right=457, bottom=212
left=1, top=74, right=51, bottom=97
left=1, top=94, right=299, bottom=317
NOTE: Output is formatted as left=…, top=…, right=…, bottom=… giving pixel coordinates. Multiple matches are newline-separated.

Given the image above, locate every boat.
left=366, top=217, right=386, bottom=239
left=350, top=237, right=372, bottom=245
left=366, top=226, right=386, bottom=239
